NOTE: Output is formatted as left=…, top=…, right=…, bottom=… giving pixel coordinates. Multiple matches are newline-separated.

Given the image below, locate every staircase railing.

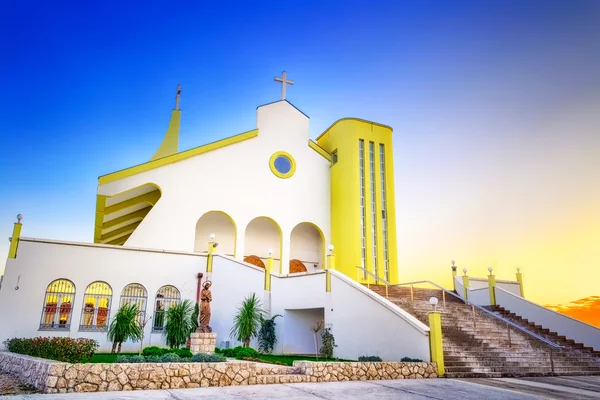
left=355, top=266, right=562, bottom=371
left=355, top=266, right=391, bottom=298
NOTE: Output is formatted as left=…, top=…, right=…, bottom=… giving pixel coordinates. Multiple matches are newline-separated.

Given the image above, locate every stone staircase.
left=486, top=305, right=600, bottom=357
left=368, top=285, right=600, bottom=378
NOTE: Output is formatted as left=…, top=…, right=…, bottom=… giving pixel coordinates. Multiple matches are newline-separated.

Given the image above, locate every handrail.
left=355, top=266, right=391, bottom=298
left=391, top=280, right=561, bottom=349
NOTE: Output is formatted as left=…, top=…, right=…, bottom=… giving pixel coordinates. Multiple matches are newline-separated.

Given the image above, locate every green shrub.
left=235, top=347, right=259, bottom=360
left=258, top=314, right=281, bottom=354
left=358, top=356, right=382, bottom=362
left=175, top=348, right=193, bottom=358
left=3, top=337, right=99, bottom=363
left=115, top=355, right=146, bottom=363
left=191, top=353, right=226, bottom=363
left=222, top=346, right=242, bottom=358
left=165, top=299, right=195, bottom=348
left=160, top=353, right=182, bottom=363
left=401, top=357, right=423, bottom=362
left=142, top=346, right=165, bottom=357
left=214, top=347, right=222, bottom=354
left=320, top=329, right=336, bottom=359
left=145, top=355, right=162, bottom=363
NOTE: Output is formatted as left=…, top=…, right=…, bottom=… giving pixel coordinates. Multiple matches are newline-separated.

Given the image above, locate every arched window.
left=152, top=285, right=180, bottom=332
left=80, top=281, right=112, bottom=331
left=39, top=279, right=76, bottom=330
left=120, top=283, right=148, bottom=324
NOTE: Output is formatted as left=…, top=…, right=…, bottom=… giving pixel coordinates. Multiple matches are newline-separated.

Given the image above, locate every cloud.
left=545, top=296, right=600, bottom=328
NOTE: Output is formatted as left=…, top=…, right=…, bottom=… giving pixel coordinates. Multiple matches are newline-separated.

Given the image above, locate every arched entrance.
left=290, top=222, right=324, bottom=273
left=195, top=211, right=236, bottom=256
left=244, top=217, right=282, bottom=273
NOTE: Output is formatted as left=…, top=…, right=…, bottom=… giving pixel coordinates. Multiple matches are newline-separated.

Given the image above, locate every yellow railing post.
left=516, top=267, right=525, bottom=298
left=450, top=260, right=457, bottom=291
left=428, top=304, right=445, bottom=377
left=462, top=268, right=469, bottom=300
left=410, top=285, right=414, bottom=301
left=487, top=266, right=496, bottom=306
left=264, top=250, right=273, bottom=291
left=8, top=215, right=23, bottom=259
left=206, top=233, right=217, bottom=280
left=325, top=245, right=335, bottom=293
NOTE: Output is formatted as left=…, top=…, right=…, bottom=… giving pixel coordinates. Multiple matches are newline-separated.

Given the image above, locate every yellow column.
left=8, top=215, right=23, bottom=259
left=206, top=234, right=217, bottom=278
left=326, top=245, right=335, bottom=292
left=462, top=268, right=469, bottom=300
left=451, top=260, right=457, bottom=291
left=487, top=266, right=496, bottom=306
left=264, top=251, right=273, bottom=291
left=516, top=267, right=525, bottom=297
left=428, top=306, right=445, bottom=376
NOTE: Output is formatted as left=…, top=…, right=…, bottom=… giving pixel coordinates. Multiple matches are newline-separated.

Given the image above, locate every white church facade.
left=0, top=76, right=430, bottom=361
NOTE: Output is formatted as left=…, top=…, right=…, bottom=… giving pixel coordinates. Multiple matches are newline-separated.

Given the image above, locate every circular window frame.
left=269, top=151, right=296, bottom=179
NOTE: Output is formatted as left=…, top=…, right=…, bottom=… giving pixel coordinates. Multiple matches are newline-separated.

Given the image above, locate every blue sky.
left=1, top=1, right=599, bottom=304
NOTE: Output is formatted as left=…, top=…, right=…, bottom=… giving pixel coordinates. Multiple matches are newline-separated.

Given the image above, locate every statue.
left=198, top=281, right=212, bottom=333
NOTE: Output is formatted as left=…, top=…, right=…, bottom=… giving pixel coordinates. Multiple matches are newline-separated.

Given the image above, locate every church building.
left=0, top=74, right=428, bottom=361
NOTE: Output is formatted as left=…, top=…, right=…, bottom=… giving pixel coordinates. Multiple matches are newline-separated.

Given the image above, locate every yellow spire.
left=151, top=85, right=181, bottom=161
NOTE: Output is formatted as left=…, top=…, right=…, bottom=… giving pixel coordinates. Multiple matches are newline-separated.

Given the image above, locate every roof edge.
left=315, top=117, right=393, bottom=141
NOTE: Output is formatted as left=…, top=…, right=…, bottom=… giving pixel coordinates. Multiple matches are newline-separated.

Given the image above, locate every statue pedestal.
left=190, top=332, right=217, bottom=354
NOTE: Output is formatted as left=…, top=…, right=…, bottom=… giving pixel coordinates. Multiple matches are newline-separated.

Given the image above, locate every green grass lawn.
left=254, top=354, right=352, bottom=366
left=88, top=353, right=138, bottom=363
left=88, top=352, right=352, bottom=365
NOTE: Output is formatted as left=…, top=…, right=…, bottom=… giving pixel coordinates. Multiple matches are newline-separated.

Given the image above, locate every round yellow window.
left=269, top=151, right=296, bottom=179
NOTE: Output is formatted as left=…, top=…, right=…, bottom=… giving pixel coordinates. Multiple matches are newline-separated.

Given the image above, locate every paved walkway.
left=2, top=376, right=599, bottom=399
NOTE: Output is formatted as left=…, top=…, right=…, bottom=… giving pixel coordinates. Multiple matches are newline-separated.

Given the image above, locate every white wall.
left=454, top=276, right=464, bottom=298
left=281, top=309, right=324, bottom=356
left=98, top=101, right=331, bottom=275
left=326, top=271, right=430, bottom=362
left=195, top=212, right=236, bottom=256
left=468, top=287, right=490, bottom=306
left=290, top=223, right=323, bottom=269
left=467, top=278, right=488, bottom=290
left=496, top=281, right=521, bottom=296
left=244, top=217, right=281, bottom=273
left=496, top=287, right=600, bottom=351
left=0, top=239, right=206, bottom=352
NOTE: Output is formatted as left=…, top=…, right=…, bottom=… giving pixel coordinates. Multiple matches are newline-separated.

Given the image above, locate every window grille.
left=359, top=139, right=367, bottom=278
left=152, top=285, right=181, bottom=332
left=369, top=142, right=378, bottom=279
left=380, top=144, right=390, bottom=281
left=120, top=283, right=148, bottom=324
left=80, top=281, right=112, bottom=331
left=39, top=279, right=75, bottom=330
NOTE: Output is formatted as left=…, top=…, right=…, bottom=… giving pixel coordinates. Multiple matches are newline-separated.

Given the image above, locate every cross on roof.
left=274, top=71, right=294, bottom=100
left=175, top=84, right=182, bottom=110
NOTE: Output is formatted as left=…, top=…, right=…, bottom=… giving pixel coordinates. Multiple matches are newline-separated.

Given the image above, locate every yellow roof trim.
left=99, top=129, right=258, bottom=185
left=308, top=140, right=332, bottom=162
left=315, top=118, right=393, bottom=142
left=151, top=110, right=181, bottom=161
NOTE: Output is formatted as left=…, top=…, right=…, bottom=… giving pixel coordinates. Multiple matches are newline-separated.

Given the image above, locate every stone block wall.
left=0, top=352, right=437, bottom=393
left=190, top=332, right=217, bottom=354
left=294, top=361, right=438, bottom=381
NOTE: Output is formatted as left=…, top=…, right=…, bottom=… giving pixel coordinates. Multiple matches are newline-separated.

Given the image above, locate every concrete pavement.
left=1, top=379, right=540, bottom=399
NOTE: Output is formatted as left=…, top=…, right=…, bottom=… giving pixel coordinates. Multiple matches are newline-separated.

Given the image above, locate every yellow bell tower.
left=317, top=118, right=398, bottom=284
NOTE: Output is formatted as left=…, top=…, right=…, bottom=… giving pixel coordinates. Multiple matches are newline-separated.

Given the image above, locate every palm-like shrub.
left=108, top=303, right=142, bottom=353
left=230, top=293, right=264, bottom=347
left=164, top=299, right=194, bottom=348
left=258, top=314, right=281, bottom=354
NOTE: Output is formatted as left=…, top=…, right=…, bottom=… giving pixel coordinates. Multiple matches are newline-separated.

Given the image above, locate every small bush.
left=222, top=346, right=244, bottom=358
left=191, top=353, right=226, bottom=363
left=114, top=355, right=146, bottom=363
left=235, top=347, right=259, bottom=360
left=358, top=356, right=382, bottom=362
left=160, top=353, right=182, bottom=363
left=175, top=348, right=193, bottom=358
left=401, top=357, right=423, bottom=362
left=214, top=347, right=222, bottom=354
left=145, top=355, right=162, bottom=363
left=320, top=329, right=336, bottom=359
left=142, top=346, right=165, bottom=357
left=4, top=337, right=99, bottom=363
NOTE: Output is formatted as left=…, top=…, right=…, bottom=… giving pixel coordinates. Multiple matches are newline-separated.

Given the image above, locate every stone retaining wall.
left=0, top=352, right=437, bottom=393
left=295, top=361, right=437, bottom=381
